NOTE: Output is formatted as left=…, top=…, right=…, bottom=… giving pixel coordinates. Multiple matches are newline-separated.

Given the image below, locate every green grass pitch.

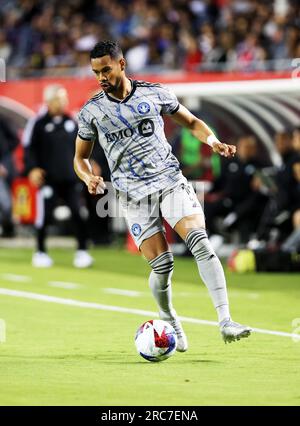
left=0, top=247, right=299, bottom=406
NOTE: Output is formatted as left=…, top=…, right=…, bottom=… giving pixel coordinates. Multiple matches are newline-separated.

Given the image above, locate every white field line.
left=103, top=288, right=142, bottom=297
left=0, top=287, right=299, bottom=340
left=0, top=275, right=260, bottom=300
left=48, top=281, right=82, bottom=289
left=0, top=274, right=32, bottom=283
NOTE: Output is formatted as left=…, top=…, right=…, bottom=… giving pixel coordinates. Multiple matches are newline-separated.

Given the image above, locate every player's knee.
left=148, top=251, right=174, bottom=275
left=185, top=228, right=216, bottom=262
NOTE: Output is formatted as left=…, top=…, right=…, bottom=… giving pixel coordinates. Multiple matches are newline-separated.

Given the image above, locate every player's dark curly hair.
left=90, top=41, right=123, bottom=60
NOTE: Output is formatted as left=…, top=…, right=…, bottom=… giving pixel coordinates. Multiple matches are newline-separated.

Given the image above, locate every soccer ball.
left=135, top=319, right=177, bottom=362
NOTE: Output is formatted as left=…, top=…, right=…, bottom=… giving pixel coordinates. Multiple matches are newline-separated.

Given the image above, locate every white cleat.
left=73, top=250, right=94, bottom=268
left=32, top=252, right=53, bottom=268
left=220, top=318, right=252, bottom=344
left=160, top=311, right=188, bottom=352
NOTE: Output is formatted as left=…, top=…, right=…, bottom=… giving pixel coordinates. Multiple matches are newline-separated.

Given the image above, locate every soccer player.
left=74, top=41, right=252, bottom=350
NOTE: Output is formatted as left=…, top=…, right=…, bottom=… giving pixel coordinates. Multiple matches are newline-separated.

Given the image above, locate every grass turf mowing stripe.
left=103, top=288, right=142, bottom=297
left=0, top=273, right=32, bottom=282
left=0, top=287, right=299, bottom=341
left=48, top=281, right=82, bottom=289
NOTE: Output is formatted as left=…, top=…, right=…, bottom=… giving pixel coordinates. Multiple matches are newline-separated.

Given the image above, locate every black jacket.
left=24, top=112, right=78, bottom=184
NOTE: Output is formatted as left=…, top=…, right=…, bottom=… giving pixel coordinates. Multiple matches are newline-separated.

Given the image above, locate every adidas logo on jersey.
left=101, top=114, right=110, bottom=121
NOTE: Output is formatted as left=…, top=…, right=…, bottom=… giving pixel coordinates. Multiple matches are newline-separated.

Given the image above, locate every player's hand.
left=212, top=142, right=236, bottom=158
left=86, top=175, right=106, bottom=195
left=28, top=168, right=45, bottom=187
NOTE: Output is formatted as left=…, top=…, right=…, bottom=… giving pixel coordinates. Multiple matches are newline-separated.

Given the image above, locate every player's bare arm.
left=74, top=135, right=106, bottom=195
left=172, top=104, right=236, bottom=158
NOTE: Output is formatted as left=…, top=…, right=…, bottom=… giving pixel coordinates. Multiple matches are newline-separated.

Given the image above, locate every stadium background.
left=0, top=0, right=300, bottom=407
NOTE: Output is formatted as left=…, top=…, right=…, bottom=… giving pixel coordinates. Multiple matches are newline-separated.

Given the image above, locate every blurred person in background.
left=254, top=130, right=298, bottom=245
left=24, top=84, right=93, bottom=268
left=275, top=130, right=295, bottom=184
left=0, top=116, right=19, bottom=237
left=281, top=156, right=300, bottom=252
left=292, top=127, right=300, bottom=156
left=205, top=135, right=268, bottom=243
left=181, top=31, right=203, bottom=72
left=229, top=153, right=300, bottom=273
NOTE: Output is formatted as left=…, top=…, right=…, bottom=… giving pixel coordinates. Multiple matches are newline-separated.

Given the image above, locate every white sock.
left=185, top=229, right=231, bottom=323
left=148, top=252, right=176, bottom=320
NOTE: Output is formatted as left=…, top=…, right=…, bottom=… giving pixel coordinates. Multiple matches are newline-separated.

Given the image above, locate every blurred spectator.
left=231, top=154, right=300, bottom=273
left=274, top=130, right=295, bottom=187
left=203, top=30, right=237, bottom=70
left=275, top=129, right=294, bottom=155
left=24, top=84, right=93, bottom=268
left=181, top=31, right=203, bottom=72
left=275, top=154, right=300, bottom=249
left=254, top=130, right=299, bottom=244
left=205, top=135, right=268, bottom=242
left=236, top=33, right=268, bottom=71
left=1, top=0, right=300, bottom=77
left=0, top=116, right=19, bottom=237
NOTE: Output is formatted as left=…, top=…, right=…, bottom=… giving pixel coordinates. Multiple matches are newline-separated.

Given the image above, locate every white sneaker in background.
left=73, top=250, right=94, bottom=268
left=209, top=234, right=224, bottom=252
left=32, top=252, right=53, bottom=268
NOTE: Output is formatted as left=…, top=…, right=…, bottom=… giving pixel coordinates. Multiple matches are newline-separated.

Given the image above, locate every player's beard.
left=102, top=76, right=122, bottom=94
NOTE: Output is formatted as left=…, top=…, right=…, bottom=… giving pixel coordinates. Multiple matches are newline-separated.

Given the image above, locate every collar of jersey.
left=104, top=79, right=136, bottom=104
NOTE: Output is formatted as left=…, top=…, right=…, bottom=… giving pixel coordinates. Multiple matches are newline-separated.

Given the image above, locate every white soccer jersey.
left=77, top=80, right=183, bottom=200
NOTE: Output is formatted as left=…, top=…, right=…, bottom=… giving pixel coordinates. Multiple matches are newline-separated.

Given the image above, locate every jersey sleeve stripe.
left=169, top=103, right=180, bottom=114
left=78, top=133, right=93, bottom=141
